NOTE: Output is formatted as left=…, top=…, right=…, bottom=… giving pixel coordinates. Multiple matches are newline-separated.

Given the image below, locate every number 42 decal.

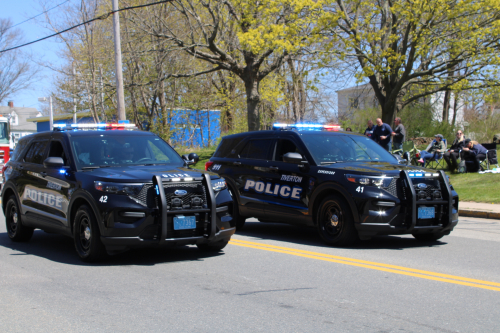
left=99, top=196, right=108, bottom=203
left=356, top=186, right=364, bottom=193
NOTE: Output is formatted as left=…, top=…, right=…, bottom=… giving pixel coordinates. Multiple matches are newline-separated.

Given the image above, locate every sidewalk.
left=459, top=201, right=500, bottom=220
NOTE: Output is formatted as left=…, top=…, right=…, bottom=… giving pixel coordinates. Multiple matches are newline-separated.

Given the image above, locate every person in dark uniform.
left=462, top=138, right=487, bottom=172
left=372, top=118, right=393, bottom=151
left=364, top=120, right=375, bottom=140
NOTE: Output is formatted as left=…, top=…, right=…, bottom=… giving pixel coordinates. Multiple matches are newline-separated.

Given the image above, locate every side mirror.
left=44, top=157, right=65, bottom=168
left=283, top=152, right=306, bottom=164
left=183, top=153, right=199, bottom=166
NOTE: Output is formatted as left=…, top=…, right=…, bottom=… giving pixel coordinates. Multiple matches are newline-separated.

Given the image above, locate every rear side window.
left=239, top=139, right=274, bottom=160
left=23, top=140, right=49, bottom=164
left=214, top=137, right=245, bottom=158
left=11, top=137, right=32, bottom=161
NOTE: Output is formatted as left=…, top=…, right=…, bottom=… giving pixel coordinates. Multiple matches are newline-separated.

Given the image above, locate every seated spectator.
left=462, top=138, right=487, bottom=172
left=418, top=134, right=446, bottom=167
left=493, top=134, right=499, bottom=144
left=443, top=130, right=465, bottom=171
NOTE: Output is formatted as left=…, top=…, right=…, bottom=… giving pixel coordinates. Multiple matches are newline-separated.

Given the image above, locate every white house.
left=0, top=101, right=42, bottom=147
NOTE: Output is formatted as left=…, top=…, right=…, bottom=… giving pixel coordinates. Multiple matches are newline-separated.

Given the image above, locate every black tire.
left=197, top=239, right=229, bottom=252
left=316, top=195, right=357, bottom=246
left=5, top=196, right=34, bottom=242
left=73, top=204, right=106, bottom=262
left=412, top=232, right=445, bottom=241
left=229, top=188, right=246, bottom=230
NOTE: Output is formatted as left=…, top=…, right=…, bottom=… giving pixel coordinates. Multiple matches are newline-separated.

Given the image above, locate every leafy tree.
left=317, top=0, right=500, bottom=124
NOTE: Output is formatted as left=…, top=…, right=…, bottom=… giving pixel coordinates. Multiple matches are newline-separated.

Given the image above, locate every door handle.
left=40, top=172, right=47, bottom=177
left=233, top=161, right=241, bottom=166
left=269, top=166, right=279, bottom=171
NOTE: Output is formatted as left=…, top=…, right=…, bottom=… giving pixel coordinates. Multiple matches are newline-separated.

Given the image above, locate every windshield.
left=0, top=122, right=9, bottom=144
left=70, top=134, right=184, bottom=169
left=301, top=134, right=397, bottom=164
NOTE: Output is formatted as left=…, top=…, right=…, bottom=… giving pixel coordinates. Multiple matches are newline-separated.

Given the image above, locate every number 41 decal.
left=356, top=186, right=364, bottom=193
left=99, top=196, right=108, bottom=203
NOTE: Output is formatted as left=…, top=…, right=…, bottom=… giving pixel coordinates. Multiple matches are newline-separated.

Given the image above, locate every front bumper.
left=99, top=174, right=235, bottom=251
left=355, top=170, right=459, bottom=239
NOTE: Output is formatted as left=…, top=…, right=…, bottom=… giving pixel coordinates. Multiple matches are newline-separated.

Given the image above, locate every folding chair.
left=424, top=139, right=447, bottom=169
left=480, top=143, right=498, bottom=170
left=394, top=141, right=419, bottom=165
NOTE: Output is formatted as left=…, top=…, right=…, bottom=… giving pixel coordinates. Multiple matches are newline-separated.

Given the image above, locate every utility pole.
left=73, top=64, right=77, bottom=124
left=112, top=0, right=126, bottom=121
left=100, top=66, right=105, bottom=121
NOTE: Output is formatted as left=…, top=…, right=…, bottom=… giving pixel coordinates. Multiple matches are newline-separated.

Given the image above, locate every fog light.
left=191, top=196, right=202, bottom=207
left=433, top=191, right=441, bottom=199
left=418, top=191, right=426, bottom=200
left=171, top=197, right=182, bottom=208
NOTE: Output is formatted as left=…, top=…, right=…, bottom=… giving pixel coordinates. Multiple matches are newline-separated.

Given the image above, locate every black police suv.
left=207, top=126, right=459, bottom=245
left=2, top=125, right=235, bottom=261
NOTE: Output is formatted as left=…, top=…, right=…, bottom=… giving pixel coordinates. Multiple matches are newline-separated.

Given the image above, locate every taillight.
left=1, top=164, right=7, bottom=175
left=205, top=161, right=214, bottom=171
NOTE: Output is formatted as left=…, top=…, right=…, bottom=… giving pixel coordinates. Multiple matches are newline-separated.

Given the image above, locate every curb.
left=459, top=209, right=500, bottom=220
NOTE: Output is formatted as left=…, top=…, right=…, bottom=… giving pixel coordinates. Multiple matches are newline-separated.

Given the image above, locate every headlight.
left=212, top=178, right=227, bottom=192
left=345, top=174, right=392, bottom=187
left=94, top=181, right=143, bottom=196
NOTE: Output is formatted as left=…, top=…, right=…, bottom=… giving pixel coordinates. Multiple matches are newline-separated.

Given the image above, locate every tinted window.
left=239, top=139, right=273, bottom=160
left=24, top=140, right=49, bottom=164
left=48, top=141, right=69, bottom=166
left=11, top=136, right=32, bottom=161
left=301, top=134, right=396, bottom=164
left=70, top=134, right=183, bottom=169
left=274, top=139, right=304, bottom=161
left=214, top=137, right=245, bottom=158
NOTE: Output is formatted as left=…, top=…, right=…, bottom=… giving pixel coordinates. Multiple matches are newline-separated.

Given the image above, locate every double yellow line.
left=229, top=239, right=500, bottom=292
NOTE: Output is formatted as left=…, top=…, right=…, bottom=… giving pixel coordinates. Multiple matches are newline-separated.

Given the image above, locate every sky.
left=2, top=0, right=69, bottom=111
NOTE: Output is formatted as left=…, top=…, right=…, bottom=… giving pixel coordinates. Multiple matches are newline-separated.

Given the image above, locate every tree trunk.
left=452, top=93, right=459, bottom=126
left=381, top=100, right=397, bottom=126
left=245, top=79, right=261, bottom=131
left=442, top=90, right=451, bottom=124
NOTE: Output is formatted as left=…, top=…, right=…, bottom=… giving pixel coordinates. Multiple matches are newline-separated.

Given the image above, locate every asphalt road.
left=1, top=215, right=499, bottom=332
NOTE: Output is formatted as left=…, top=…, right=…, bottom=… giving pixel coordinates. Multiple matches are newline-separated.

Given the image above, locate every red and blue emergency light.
left=272, top=123, right=341, bottom=131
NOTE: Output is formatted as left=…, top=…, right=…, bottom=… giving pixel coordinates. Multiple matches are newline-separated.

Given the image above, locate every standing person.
left=418, top=134, right=446, bottom=167
left=443, top=130, right=465, bottom=171
left=345, top=127, right=352, bottom=132
left=391, top=117, right=405, bottom=152
left=462, top=138, right=488, bottom=172
left=364, top=120, right=375, bottom=140
left=373, top=118, right=393, bottom=151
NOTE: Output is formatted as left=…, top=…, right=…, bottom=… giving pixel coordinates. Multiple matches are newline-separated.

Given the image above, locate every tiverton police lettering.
left=24, top=188, right=63, bottom=209
left=244, top=180, right=302, bottom=200
left=280, top=175, right=302, bottom=183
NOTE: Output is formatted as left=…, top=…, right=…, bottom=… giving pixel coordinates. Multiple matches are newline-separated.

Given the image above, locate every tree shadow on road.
left=235, top=220, right=448, bottom=250
left=0, top=230, right=224, bottom=266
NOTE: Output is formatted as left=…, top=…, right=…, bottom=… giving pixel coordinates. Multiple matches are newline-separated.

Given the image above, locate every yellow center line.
left=229, top=239, right=500, bottom=292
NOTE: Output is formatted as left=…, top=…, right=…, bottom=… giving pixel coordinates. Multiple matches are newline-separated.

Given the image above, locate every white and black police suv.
left=2, top=123, right=235, bottom=261
left=206, top=123, right=459, bottom=246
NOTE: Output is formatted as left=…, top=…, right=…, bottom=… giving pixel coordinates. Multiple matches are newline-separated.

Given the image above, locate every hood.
left=320, top=161, right=429, bottom=176
left=83, top=165, right=218, bottom=183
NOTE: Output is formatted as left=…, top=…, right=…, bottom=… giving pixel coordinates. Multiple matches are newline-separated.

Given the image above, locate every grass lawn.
left=180, top=147, right=500, bottom=203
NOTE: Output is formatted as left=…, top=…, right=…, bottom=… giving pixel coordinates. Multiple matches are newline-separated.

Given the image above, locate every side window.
left=12, top=137, right=31, bottom=161
left=274, top=139, right=303, bottom=162
left=48, top=141, right=69, bottom=166
left=239, top=139, right=273, bottom=160
left=214, top=137, right=245, bottom=158
left=23, top=140, right=49, bottom=164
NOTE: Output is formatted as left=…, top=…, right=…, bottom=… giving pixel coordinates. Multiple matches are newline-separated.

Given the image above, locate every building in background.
left=0, top=101, right=41, bottom=147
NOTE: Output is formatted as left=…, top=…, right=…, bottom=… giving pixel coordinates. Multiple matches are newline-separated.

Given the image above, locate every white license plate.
left=173, top=216, right=196, bottom=230
left=418, top=207, right=435, bottom=219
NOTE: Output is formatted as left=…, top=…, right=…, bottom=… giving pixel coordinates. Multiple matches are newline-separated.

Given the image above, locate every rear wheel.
left=412, top=232, right=445, bottom=241
left=316, top=195, right=357, bottom=246
left=5, top=196, right=34, bottom=242
left=73, top=205, right=106, bottom=262
left=229, top=188, right=246, bottom=230
left=197, top=239, right=229, bottom=252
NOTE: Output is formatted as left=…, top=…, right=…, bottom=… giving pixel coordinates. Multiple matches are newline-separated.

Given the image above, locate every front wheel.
left=229, top=188, right=246, bottom=230
left=316, top=195, right=357, bottom=246
left=73, top=205, right=106, bottom=262
left=197, top=239, right=229, bottom=252
left=5, top=196, right=34, bottom=242
left=412, top=232, right=446, bottom=241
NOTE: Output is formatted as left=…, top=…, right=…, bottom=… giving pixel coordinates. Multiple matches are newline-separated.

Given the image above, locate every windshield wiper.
left=81, top=166, right=100, bottom=170
left=320, top=161, right=341, bottom=165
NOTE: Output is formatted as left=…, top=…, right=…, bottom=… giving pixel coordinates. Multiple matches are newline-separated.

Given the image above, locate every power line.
left=0, top=0, right=172, bottom=54
left=7, top=0, right=73, bottom=32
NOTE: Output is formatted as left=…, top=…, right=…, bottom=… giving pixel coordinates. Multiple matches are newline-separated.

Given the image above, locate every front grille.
left=383, top=177, right=398, bottom=197
left=131, top=182, right=208, bottom=209
left=412, top=179, right=442, bottom=201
